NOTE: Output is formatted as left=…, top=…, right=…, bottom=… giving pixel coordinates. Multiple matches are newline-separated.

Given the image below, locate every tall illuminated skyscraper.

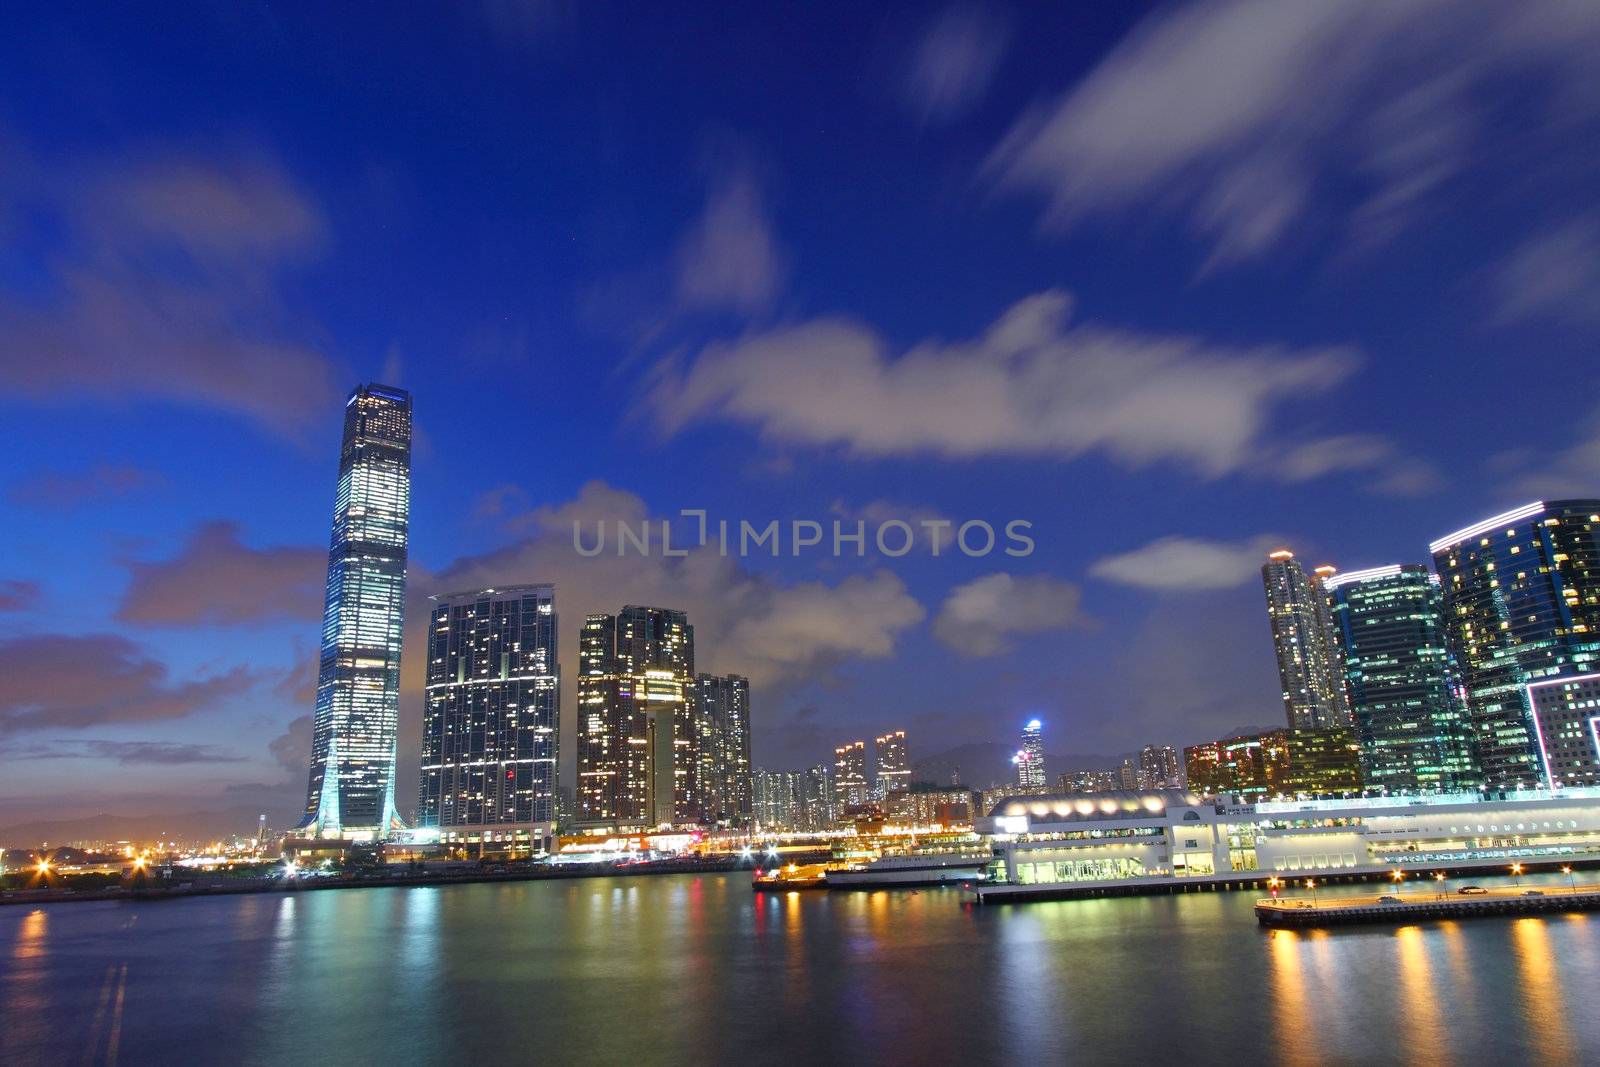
left=1431, top=501, right=1600, bottom=787
left=1016, top=719, right=1047, bottom=789
left=299, top=384, right=411, bottom=839
left=1262, top=551, right=1351, bottom=731
left=874, top=730, right=911, bottom=798
left=834, top=741, right=868, bottom=808
left=576, top=606, right=695, bottom=827
left=417, top=585, right=558, bottom=854
left=1324, top=564, right=1476, bottom=793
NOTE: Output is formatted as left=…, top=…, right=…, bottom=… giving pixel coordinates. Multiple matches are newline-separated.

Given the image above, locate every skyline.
left=4, top=1, right=1600, bottom=835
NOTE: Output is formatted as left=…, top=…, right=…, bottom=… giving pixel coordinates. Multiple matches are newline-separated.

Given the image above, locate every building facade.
left=1057, top=769, right=1118, bottom=793
left=834, top=741, right=869, bottom=808
left=1138, top=745, right=1183, bottom=789
left=1528, top=673, right=1600, bottom=788
left=875, top=730, right=911, bottom=799
left=576, top=606, right=696, bottom=827
left=1262, top=551, right=1351, bottom=731
left=1431, top=501, right=1600, bottom=788
left=1325, top=564, right=1477, bottom=793
left=417, top=585, right=558, bottom=854
left=1017, top=719, right=1047, bottom=789
left=695, top=673, right=753, bottom=826
left=754, top=769, right=801, bottom=831
left=299, top=384, right=411, bottom=839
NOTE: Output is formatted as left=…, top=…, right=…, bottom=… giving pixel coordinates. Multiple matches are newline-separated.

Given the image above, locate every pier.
left=1255, top=883, right=1600, bottom=927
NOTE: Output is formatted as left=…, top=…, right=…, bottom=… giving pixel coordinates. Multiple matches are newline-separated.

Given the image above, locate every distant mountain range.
left=912, top=741, right=1119, bottom=791
left=0, top=805, right=277, bottom=850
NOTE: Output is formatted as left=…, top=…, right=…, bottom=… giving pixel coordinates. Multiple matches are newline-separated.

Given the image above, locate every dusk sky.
left=4, top=1, right=1600, bottom=832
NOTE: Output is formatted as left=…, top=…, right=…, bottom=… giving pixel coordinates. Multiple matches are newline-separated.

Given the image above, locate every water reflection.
left=1267, top=929, right=1318, bottom=1067
left=1510, top=918, right=1575, bottom=1065
left=1394, top=925, right=1449, bottom=1066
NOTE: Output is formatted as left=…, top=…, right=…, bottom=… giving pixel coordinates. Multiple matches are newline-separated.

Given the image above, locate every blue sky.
left=3, top=1, right=1599, bottom=831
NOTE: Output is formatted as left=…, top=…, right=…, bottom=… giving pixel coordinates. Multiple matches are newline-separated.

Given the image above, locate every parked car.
left=1457, top=885, right=1488, bottom=895
left=1523, top=890, right=1545, bottom=897
left=1377, top=895, right=1403, bottom=904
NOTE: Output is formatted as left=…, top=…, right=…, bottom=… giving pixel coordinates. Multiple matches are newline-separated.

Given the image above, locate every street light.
left=1511, top=862, right=1523, bottom=887
left=1434, top=871, right=1446, bottom=899
left=1306, top=878, right=1318, bottom=906
left=1391, top=869, right=1405, bottom=896
left=1562, top=865, right=1576, bottom=894
left=1267, top=876, right=1281, bottom=898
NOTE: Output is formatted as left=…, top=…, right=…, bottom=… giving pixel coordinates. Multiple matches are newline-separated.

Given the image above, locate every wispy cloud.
left=900, top=6, right=1011, bottom=123
left=0, top=579, right=41, bottom=612
left=932, top=573, right=1086, bottom=656
left=0, top=142, right=343, bottom=436
left=9, top=740, right=247, bottom=765
left=985, top=0, right=1600, bottom=270
left=9, top=463, right=164, bottom=510
left=1090, top=534, right=1285, bottom=592
left=650, top=289, right=1392, bottom=479
left=1494, top=215, right=1600, bottom=325
left=675, top=169, right=786, bottom=314
left=0, top=634, right=259, bottom=735
left=116, top=521, right=324, bottom=626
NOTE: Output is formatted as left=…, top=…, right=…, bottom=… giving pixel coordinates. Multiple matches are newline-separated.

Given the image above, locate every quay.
left=1255, top=883, right=1600, bottom=928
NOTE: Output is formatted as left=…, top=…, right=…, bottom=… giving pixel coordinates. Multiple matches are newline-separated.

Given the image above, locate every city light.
left=36, top=858, right=50, bottom=876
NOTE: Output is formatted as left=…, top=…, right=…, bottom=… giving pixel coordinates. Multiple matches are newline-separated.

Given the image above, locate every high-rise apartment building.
left=1262, top=551, right=1351, bottom=731
left=1137, top=745, right=1183, bottom=789
left=834, top=741, right=869, bottom=808
left=695, top=673, right=753, bottom=827
left=754, top=769, right=800, bottom=831
left=1325, top=564, right=1476, bottom=793
left=299, top=384, right=411, bottom=839
left=1431, top=501, right=1600, bottom=787
left=875, top=730, right=911, bottom=798
left=1057, top=769, right=1118, bottom=793
left=1017, top=719, right=1047, bottom=789
left=576, top=606, right=696, bottom=827
left=417, top=585, right=558, bottom=854
left=801, top=763, right=836, bottom=829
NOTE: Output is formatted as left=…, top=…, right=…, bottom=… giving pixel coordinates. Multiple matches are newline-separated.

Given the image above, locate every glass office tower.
left=1431, top=501, right=1600, bottom=788
left=1262, top=551, right=1351, bottom=730
left=1325, top=564, right=1477, bottom=793
left=417, top=585, right=558, bottom=854
left=1018, top=719, right=1047, bottom=789
left=300, top=384, right=411, bottom=839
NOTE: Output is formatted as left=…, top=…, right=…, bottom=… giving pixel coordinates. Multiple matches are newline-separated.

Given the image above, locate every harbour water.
left=3, top=871, right=1598, bottom=1065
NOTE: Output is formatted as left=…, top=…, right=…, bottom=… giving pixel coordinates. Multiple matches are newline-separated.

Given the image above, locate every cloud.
left=1267, top=434, right=1440, bottom=495
left=674, top=170, right=786, bottom=314
left=0, top=144, right=343, bottom=436
left=1090, top=534, right=1284, bottom=592
left=1495, top=407, right=1600, bottom=498
left=269, top=714, right=313, bottom=777
left=0, top=634, right=259, bottom=735
left=116, top=521, right=324, bottom=626
left=0, top=579, right=40, bottom=612
left=650, top=289, right=1365, bottom=477
left=7, top=740, right=247, bottom=765
left=829, top=498, right=956, bottom=552
left=985, top=0, right=1600, bottom=269
left=901, top=6, right=1011, bottom=123
left=1494, top=215, right=1600, bottom=324
left=932, top=573, right=1085, bottom=656
left=9, top=463, right=164, bottom=510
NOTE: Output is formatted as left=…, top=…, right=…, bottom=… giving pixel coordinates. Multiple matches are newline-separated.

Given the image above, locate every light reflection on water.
left=2, top=874, right=1598, bottom=1065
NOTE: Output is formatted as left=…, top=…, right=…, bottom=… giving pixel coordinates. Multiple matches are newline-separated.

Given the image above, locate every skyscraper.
left=1017, top=719, right=1047, bottom=789
left=417, top=585, right=558, bottom=855
left=834, top=741, right=868, bottom=808
left=1527, top=673, right=1600, bottom=788
left=1431, top=501, right=1600, bottom=788
left=299, top=384, right=411, bottom=839
left=754, top=769, right=800, bottom=831
left=1325, top=564, right=1476, bottom=793
left=576, top=606, right=695, bottom=827
left=875, top=730, right=911, bottom=798
left=1262, top=551, right=1351, bottom=731
left=695, top=673, right=753, bottom=826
